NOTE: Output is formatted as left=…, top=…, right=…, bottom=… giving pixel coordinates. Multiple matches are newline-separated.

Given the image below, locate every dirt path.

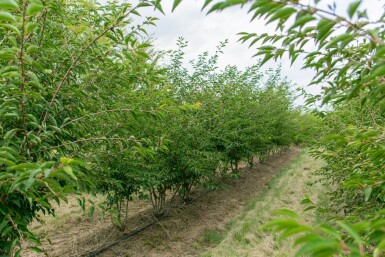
left=203, top=149, right=325, bottom=257
left=24, top=147, right=302, bottom=257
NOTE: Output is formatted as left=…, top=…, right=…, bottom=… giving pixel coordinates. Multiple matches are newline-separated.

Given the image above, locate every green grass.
left=201, top=149, right=326, bottom=257
left=201, top=229, right=226, bottom=246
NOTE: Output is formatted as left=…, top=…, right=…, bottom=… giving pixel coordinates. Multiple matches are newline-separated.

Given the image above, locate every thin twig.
left=149, top=213, right=172, bottom=240
left=19, top=0, right=30, bottom=151
left=81, top=219, right=160, bottom=257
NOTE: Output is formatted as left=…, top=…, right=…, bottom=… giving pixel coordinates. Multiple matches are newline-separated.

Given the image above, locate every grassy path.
left=202, top=149, right=325, bottom=257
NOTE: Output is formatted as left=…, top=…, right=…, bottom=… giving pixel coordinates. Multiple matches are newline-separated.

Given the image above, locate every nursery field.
left=2, top=0, right=385, bottom=256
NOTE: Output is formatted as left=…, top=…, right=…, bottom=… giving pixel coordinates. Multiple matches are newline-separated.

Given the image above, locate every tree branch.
left=38, top=3, right=143, bottom=133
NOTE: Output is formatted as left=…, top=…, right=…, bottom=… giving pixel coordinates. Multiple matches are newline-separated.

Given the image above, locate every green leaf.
left=272, top=209, right=300, bottom=218
left=137, top=43, right=152, bottom=49
left=268, top=7, right=296, bottom=24
left=137, top=2, right=152, bottom=8
left=364, top=187, right=372, bottom=202
left=260, top=53, right=273, bottom=66
left=336, top=221, right=363, bottom=243
left=26, top=45, right=39, bottom=53
left=26, top=2, right=45, bottom=16
left=207, top=0, right=245, bottom=14
left=202, top=0, right=214, bottom=10
left=295, top=238, right=340, bottom=256
left=172, top=0, right=182, bottom=12
left=4, top=128, right=19, bottom=141
left=130, top=9, right=141, bottom=16
left=8, top=163, right=39, bottom=171
left=300, top=197, right=312, bottom=205
left=26, top=22, right=37, bottom=33
left=318, top=225, right=341, bottom=239
left=303, top=205, right=316, bottom=212
left=375, top=46, right=385, bottom=59
left=0, top=23, right=20, bottom=34
left=368, top=63, right=385, bottom=80
left=348, top=0, right=361, bottom=19
left=0, top=151, right=16, bottom=161
left=0, top=157, right=16, bottom=166
left=63, top=166, right=77, bottom=180
left=29, top=246, right=45, bottom=253
left=0, top=11, right=16, bottom=22
left=27, top=71, right=40, bottom=85
left=0, top=0, right=19, bottom=11
left=317, top=19, right=335, bottom=42
left=290, top=14, right=316, bottom=30
left=136, top=51, right=150, bottom=59
left=150, top=0, right=164, bottom=15
left=325, top=34, right=355, bottom=49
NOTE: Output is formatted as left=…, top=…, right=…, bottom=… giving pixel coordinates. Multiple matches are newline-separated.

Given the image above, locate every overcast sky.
left=101, top=0, right=383, bottom=103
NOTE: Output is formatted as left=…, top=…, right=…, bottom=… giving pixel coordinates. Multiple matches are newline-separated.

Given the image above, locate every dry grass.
left=92, top=149, right=301, bottom=257
left=30, top=194, right=106, bottom=237
left=22, top=148, right=305, bottom=257
left=201, top=149, right=325, bottom=257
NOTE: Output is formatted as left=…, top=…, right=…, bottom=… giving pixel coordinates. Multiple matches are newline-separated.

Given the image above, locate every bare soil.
left=24, top=148, right=300, bottom=257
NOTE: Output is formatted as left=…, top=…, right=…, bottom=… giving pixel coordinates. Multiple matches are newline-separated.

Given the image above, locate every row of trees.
left=0, top=0, right=319, bottom=255
left=75, top=38, right=313, bottom=227
left=177, top=0, right=385, bottom=256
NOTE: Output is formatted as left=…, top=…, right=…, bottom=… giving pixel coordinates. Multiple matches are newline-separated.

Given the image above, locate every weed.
left=202, top=229, right=225, bottom=246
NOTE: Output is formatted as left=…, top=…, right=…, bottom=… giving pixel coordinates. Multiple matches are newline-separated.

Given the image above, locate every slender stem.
left=38, top=10, right=48, bottom=47
left=19, top=0, right=30, bottom=151
left=125, top=200, right=129, bottom=218
left=38, top=4, right=141, bottom=133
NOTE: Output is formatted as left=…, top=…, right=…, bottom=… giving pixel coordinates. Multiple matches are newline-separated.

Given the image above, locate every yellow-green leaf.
left=336, top=221, right=363, bottom=243
left=0, top=23, right=20, bottom=34
left=26, top=45, right=39, bottom=53
left=63, top=166, right=77, bottom=180
left=0, top=11, right=16, bottom=22
left=26, top=22, right=37, bottom=33
left=0, top=0, right=19, bottom=11
left=26, top=3, right=44, bottom=16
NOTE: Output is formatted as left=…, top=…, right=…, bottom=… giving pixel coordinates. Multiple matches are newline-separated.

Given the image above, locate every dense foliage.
left=92, top=37, right=306, bottom=223
left=171, top=0, right=385, bottom=256
left=0, top=0, right=166, bottom=254
left=0, top=0, right=318, bottom=256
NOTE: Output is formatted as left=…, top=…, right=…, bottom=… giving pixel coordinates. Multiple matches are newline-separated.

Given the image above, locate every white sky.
left=101, top=0, right=384, bottom=103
